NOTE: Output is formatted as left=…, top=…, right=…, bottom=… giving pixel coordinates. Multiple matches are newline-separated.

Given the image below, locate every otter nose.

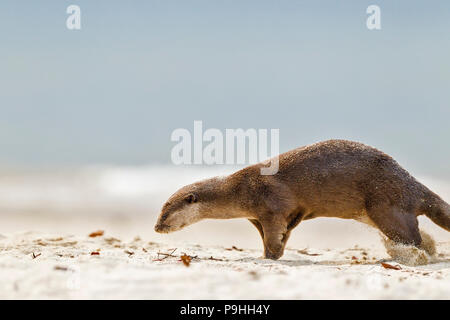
left=154, top=223, right=168, bottom=233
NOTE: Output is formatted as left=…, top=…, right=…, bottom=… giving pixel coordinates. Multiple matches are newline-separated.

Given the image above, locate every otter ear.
left=185, top=193, right=197, bottom=204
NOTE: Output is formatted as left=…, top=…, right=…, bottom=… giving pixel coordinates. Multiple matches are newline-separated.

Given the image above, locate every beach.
left=0, top=166, right=449, bottom=299
left=0, top=230, right=449, bottom=299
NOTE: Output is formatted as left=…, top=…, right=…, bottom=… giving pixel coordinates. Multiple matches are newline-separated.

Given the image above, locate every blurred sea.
left=0, top=165, right=238, bottom=218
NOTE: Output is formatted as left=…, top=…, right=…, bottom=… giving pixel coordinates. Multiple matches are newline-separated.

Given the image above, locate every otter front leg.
left=255, top=211, right=303, bottom=259
left=261, top=221, right=289, bottom=260
left=249, top=219, right=270, bottom=258
left=248, top=219, right=264, bottom=240
left=249, top=218, right=287, bottom=259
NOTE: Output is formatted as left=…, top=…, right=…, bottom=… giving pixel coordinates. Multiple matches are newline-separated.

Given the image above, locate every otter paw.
left=383, top=238, right=435, bottom=266
left=263, top=250, right=283, bottom=260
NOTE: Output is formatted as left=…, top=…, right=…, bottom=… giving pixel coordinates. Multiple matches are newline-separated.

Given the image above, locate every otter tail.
left=419, top=191, right=450, bottom=232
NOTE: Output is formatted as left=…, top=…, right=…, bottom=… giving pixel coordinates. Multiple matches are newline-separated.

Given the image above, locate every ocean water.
left=0, top=165, right=238, bottom=218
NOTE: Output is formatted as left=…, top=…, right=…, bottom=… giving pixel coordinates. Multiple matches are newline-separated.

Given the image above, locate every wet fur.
left=155, top=140, right=450, bottom=260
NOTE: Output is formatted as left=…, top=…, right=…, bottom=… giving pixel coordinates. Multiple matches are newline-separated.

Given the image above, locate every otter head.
left=154, top=178, right=221, bottom=233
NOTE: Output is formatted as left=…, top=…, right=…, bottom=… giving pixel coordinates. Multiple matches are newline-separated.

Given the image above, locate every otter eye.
left=185, top=194, right=197, bottom=204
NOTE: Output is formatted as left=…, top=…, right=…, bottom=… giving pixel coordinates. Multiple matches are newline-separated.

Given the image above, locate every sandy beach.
left=0, top=167, right=448, bottom=299
left=0, top=230, right=449, bottom=300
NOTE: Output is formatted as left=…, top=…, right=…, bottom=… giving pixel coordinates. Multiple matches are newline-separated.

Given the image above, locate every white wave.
left=0, top=165, right=448, bottom=220
left=0, top=165, right=238, bottom=217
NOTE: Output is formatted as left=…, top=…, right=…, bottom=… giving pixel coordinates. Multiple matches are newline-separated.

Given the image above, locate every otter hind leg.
left=365, top=204, right=440, bottom=265
left=366, top=205, right=422, bottom=247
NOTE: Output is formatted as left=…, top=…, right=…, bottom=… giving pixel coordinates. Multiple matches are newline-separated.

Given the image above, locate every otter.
left=154, top=140, right=449, bottom=260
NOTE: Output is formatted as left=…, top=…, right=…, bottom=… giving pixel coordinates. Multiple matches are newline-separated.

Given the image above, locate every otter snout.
left=154, top=222, right=170, bottom=234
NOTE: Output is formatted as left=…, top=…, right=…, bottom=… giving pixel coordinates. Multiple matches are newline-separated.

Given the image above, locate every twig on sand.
left=208, top=256, right=224, bottom=261
left=124, top=250, right=135, bottom=257
left=31, top=252, right=41, bottom=259
left=153, top=248, right=177, bottom=261
left=226, top=246, right=244, bottom=252
left=54, top=266, right=69, bottom=271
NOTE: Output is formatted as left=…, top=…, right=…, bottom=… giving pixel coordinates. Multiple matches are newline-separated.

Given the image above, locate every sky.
left=0, top=1, right=449, bottom=178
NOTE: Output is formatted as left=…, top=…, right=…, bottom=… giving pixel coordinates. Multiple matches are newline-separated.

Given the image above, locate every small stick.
left=208, top=256, right=224, bottom=261
left=32, top=252, right=41, bottom=259
left=225, top=246, right=244, bottom=252
left=124, top=250, right=134, bottom=257
left=54, top=266, right=68, bottom=271
left=153, top=248, right=177, bottom=261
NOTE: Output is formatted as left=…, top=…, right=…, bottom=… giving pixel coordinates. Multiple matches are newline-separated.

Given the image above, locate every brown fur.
left=155, top=140, right=450, bottom=260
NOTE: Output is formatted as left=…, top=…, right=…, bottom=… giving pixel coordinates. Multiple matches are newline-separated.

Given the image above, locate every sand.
left=1, top=231, right=448, bottom=299
left=0, top=167, right=448, bottom=299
